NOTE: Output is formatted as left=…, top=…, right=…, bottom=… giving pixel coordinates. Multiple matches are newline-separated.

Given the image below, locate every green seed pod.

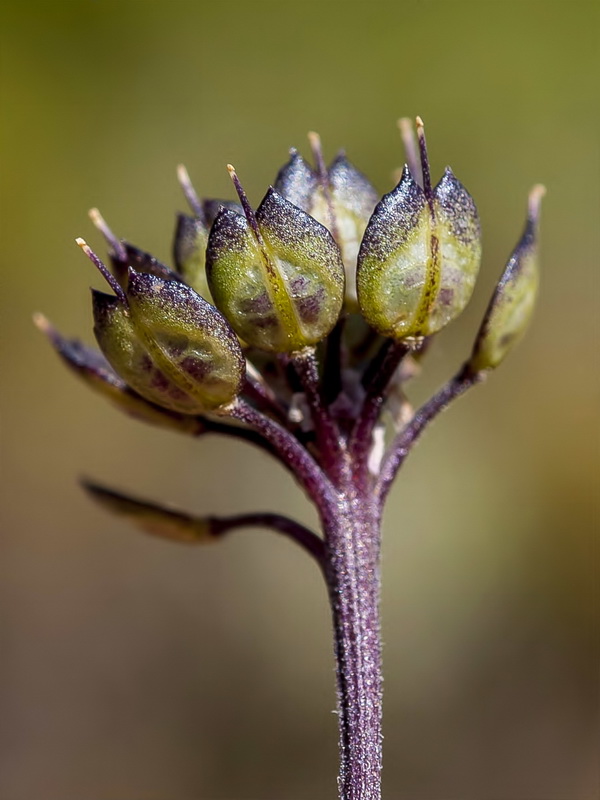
left=206, top=168, right=345, bottom=353
left=173, top=213, right=212, bottom=299
left=309, top=150, right=379, bottom=310
left=469, top=185, right=545, bottom=372
left=82, top=480, right=215, bottom=544
left=126, top=270, right=245, bottom=410
left=79, top=239, right=244, bottom=413
left=275, top=138, right=378, bottom=310
left=274, top=148, right=317, bottom=212
left=173, top=183, right=244, bottom=302
left=92, top=289, right=207, bottom=414
left=34, top=313, right=205, bottom=433
left=357, top=165, right=481, bottom=340
left=357, top=120, right=481, bottom=340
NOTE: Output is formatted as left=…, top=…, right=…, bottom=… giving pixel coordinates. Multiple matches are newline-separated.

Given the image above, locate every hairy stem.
left=350, top=339, right=409, bottom=469
left=322, top=479, right=383, bottom=800
left=376, top=364, right=484, bottom=503
left=226, top=398, right=336, bottom=515
left=210, top=511, right=325, bottom=567
left=292, top=348, right=343, bottom=476
left=243, top=372, right=288, bottom=423
left=322, top=316, right=345, bottom=405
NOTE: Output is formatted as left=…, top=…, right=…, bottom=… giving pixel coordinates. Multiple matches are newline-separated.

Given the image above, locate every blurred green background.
left=1, top=1, right=598, bottom=798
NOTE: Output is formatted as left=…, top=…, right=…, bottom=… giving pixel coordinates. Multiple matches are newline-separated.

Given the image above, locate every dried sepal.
left=357, top=120, right=481, bottom=340
left=36, top=311, right=124, bottom=389
left=34, top=314, right=205, bottom=432
left=469, top=185, right=545, bottom=372
left=206, top=169, right=345, bottom=353
left=82, top=480, right=214, bottom=543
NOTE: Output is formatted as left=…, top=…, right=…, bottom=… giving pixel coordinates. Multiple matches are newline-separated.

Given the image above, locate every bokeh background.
left=1, top=2, right=598, bottom=798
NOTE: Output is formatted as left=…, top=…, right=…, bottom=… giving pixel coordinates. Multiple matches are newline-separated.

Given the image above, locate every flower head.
left=38, top=116, right=543, bottom=459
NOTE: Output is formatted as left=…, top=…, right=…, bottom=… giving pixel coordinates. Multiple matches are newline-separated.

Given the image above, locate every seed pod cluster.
left=39, top=117, right=543, bottom=432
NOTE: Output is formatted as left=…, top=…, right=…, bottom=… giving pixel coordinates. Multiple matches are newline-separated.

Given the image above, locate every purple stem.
left=227, top=398, right=336, bottom=516
left=210, top=511, right=325, bottom=567
left=292, top=349, right=343, bottom=477
left=200, top=416, right=285, bottom=457
left=289, top=348, right=385, bottom=798
left=232, top=386, right=385, bottom=798
left=376, top=364, right=484, bottom=504
left=350, top=340, right=410, bottom=476
left=243, top=373, right=289, bottom=423
left=323, top=316, right=346, bottom=404
left=221, top=350, right=483, bottom=800
left=322, top=476, right=383, bottom=800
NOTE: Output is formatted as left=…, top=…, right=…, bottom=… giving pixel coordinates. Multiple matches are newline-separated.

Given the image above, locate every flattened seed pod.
left=80, top=239, right=244, bottom=414
left=357, top=164, right=481, bottom=340
left=173, top=202, right=243, bottom=300
left=34, top=313, right=203, bottom=432
left=357, top=118, right=481, bottom=341
left=173, top=213, right=212, bottom=299
left=125, top=270, right=245, bottom=410
left=310, top=153, right=379, bottom=309
left=469, top=185, right=544, bottom=372
left=206, top=173, right=345, bottom=353
left=273, top=149, right=317, bottom=212
left=275, top=142, right=378, bottom=310
left=92, top=289, right=203, bottom=414
left=356, top=167, right=429, bottom=339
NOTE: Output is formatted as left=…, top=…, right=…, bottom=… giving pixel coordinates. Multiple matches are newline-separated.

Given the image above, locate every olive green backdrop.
left=1, top=1, right=598, bottom=798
